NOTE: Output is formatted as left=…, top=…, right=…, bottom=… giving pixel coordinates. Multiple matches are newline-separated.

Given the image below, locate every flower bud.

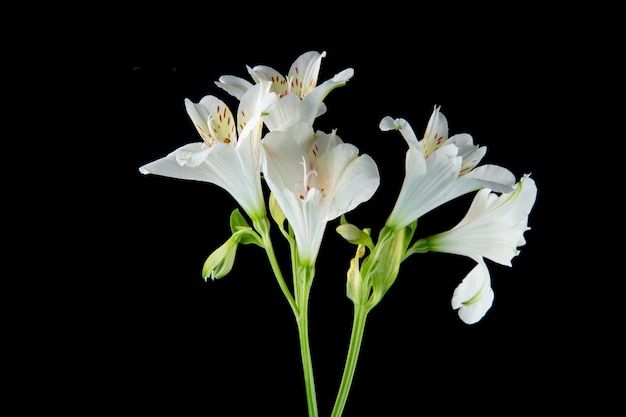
left=336, top=223, right=374, bottom=251
left=202, top=236, right=239, bottom=280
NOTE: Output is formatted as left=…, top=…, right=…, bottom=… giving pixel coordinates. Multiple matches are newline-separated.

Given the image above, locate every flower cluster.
left=139, top=51, right=537, bottom=417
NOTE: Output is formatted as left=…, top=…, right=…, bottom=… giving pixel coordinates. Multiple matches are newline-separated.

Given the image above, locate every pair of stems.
left=257, top=218, right=370, bottom=417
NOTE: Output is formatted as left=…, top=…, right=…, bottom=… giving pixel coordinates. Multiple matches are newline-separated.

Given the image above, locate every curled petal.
left=379, top=116, right=419, bottom=148
left=451, top=260, right=494, bottom=324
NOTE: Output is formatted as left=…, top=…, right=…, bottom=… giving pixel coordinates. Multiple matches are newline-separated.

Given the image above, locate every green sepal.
left=229, top=208, right=263, bottom=247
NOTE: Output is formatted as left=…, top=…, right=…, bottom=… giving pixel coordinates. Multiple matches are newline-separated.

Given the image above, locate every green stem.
left=330, top=304, right=369, bottom=417
left=255, top=217, right=298, bottom=315
left=296, top=280, right=319, bottom=417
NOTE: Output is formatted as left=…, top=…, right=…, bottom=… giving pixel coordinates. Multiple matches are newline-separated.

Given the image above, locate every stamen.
left=299, top=156, right=318, bottom=198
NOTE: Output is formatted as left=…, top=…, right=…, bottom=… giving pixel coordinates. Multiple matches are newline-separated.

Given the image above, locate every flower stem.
left=297, top=286, right=319, bottom=417
left=330, top=304, right=369, bottom=417
left=255, top=217, right=298, bottom=315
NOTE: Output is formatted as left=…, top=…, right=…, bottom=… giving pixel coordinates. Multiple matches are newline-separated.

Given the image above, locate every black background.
left=29, top=6, right=620, bottom=416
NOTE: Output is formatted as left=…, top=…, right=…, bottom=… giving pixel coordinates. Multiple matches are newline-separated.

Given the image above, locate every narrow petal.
left=288, top=50, right=327, bottom=98
left=214, top=75, right=254, bottom=100
left=421, top=105, right=449, bottom=158
left=379, top=117, right=420, bottom=148
left=139, top=143, right=212, bottom=179
left=297, top=68, right=354, bottom=126
left=387, top=144, right=462, bottom=230
left=274, top=188, right=327, bottom=262
left=462, top=164, right=516, bottom=193
left=451, top=260, right=494, bottom=324
left=247, top=64, right=288, bottom=96
left=237, top=81, right=278, bottom=140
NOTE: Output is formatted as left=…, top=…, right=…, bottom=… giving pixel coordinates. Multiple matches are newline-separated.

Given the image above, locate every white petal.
left=387, top=144, right=461, bottom=230
left=378, top=116, right=398, bottom=131
left=421, top=106, right=449, bottom=158
left=214, top=75, right=254, bottom=100
left=379, top=117, right=419, bottom=148
left=429, top=174, right=537, bottom=266
left=298, top=72, right=352, bottom=126
left=263, top=93, right=301, bottom=132
left=237, top=81, right=278, bottom=140
left=462, top=164, right=516, bottom=193
left=275, top=187, right=327, bottom=263
left=332, top=68, right=354, bottom=83
left=451, top=260, right=494, bottom=325
left=261, top=130, right=307, bottom=194
left=139, top=142, right=210, bottom=178
left=247, top=64, right=284, bottom=86
left=318, top=147, right=380, bottom=221
left=288, top=50, right=327, bottom=97
left=140, top=141, right=264, bottom=217
left=185, top=96, right=236, bottom=145
left=447, top=133, right=474, bottom=149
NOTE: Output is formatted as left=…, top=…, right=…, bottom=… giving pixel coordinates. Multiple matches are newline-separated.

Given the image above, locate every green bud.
left=336, top=223, right=374, bottom=251
left=202, top=235, right=239, bottom=280
left=362, top=226, right=408, bottom=307
left=269, top=192, right=287, bottom=230
left=346, top=244, right=368, bottom=304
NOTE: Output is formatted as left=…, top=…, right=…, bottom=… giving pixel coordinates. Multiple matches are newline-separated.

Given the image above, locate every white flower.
left=423, top=173, right=536, bottom=325
left=216, top=50, right=354, bottom=132
left=261, top=123, right=379, bottom=263
left=451, top=259, right=495, bottom=324
left=139, top=82, right=278, bottom=220
left=426, top=173, right=537, bottom=265
left=380, top=106, right=517, bottom=231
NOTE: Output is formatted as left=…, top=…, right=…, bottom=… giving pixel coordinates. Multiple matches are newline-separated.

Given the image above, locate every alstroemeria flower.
left=261, top=122, right=380, bottom=263
left=409, top=173, right=536, bottom=325
left=425, top=173, right=537, bottom=266
left=380, top=106, right=517, bottom=231
left=216, top=50, right=354, bottom=132
left=139, top=82, right=278, bottom=220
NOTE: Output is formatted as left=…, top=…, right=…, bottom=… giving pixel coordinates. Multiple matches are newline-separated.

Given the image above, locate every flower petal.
left=297, top=68, right=354, bottom=126
left=461, top=164, right=516, bottom=193
left=386, top=144, right=462, bottom=230
left=263, top=93, right=301, bottom=132
left=261, top=130, right=307, bottom=194
left=428, top=174, right=537, bottom=266
left=247, top=64, right=288, bottom=96
left=185, top=96, right=236, bottom=146
left=421, top=105, right=449, bottom=158
left=451, top=260, right=494, bottom=324
left=379, top=116, right=420, bottom=148
left=316, top=143, right=380, bottom=221
left=287, top=50, right=327, bottom=98
left=140, top=141, right=265, bottom=218
left=275, top=188, right=327, bottom=262
left=237, top=81, right=278, bottom=140
left=214, top=75, right=254, bottom=100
